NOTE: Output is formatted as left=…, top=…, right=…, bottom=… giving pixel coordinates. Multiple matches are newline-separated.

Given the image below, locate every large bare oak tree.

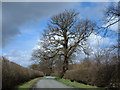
left=32, top=10, right=98, bottom=77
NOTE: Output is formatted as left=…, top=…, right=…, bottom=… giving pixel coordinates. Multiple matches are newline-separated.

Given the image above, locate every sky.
left=1, top=2, right=118, bottom=67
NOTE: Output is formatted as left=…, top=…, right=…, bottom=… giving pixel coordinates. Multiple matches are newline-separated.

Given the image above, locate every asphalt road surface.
left=33, top=76, right=74, bottom=88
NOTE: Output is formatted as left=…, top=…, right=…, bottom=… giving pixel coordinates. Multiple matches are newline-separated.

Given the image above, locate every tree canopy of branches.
left=104, top=2, right=120, bottom=28
left=32, top=10, right=98, bottom=77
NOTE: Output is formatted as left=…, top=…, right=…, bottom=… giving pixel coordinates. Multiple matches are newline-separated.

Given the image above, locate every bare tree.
left=104, top=2, right=120, bottom=28
left=32, top=10, right=97, bottom=77
left=31, top=37, right=58, bottom=75
left=104, top=2, right=120, bottom=87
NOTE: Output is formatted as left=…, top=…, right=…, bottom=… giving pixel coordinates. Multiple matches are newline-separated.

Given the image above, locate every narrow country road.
left=33, top=76, right=75, bottom=89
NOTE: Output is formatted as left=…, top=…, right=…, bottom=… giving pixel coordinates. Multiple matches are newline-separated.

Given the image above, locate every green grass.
left=56, top=77, right=105, bottom=90
left=16, top=77, right=43, bottom=89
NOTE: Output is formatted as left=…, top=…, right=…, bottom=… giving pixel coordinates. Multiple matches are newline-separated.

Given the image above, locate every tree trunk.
left=61, top=56, right=68, bottom=78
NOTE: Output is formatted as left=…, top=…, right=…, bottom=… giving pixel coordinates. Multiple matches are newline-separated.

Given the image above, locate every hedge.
left=2, top=57, right=44, bottom=89
left=64, top=64, right=119, bottom=88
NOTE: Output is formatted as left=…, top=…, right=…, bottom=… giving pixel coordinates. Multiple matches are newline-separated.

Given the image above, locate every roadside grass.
left=56, top=77, right=106, bottom=90
left=16, top=77, right=43, bottom=90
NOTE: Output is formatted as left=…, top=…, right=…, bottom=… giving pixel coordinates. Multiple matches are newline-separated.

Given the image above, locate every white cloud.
left=3, top=50, right=33, bottom=67
left=32, top=39, right=42, bottom=50
left=76, top=33, right=114, bottom=59
left=109, top=21, right=118, bottom=32
left=87, top=33, right=110, bottom=48
left=103, top=17, right=119, bottom=32
left=85, top=33, right=116, bottom=58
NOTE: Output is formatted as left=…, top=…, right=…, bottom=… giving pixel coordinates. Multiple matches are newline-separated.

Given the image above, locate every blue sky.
left=1, top=2, right=118, bottom=67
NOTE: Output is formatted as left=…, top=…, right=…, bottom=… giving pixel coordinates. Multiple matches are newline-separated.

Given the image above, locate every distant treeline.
left=2, top=57, right=44, bottom=89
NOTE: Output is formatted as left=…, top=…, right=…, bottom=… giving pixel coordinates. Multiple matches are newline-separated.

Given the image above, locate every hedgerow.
left=2, top=57, right=44, bottom=88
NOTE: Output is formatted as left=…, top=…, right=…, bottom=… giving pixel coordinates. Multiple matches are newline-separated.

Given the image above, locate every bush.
left=64, top=67, right=96, bottom=85
left=2, top=57, right=44, bottom=89
left=64, top=63, right=119, bottom=88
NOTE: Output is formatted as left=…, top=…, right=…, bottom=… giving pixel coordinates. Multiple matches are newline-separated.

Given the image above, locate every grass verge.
left=56, top=77, right=105, bottom=90
left=16, top=77, right=43, bottom=89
